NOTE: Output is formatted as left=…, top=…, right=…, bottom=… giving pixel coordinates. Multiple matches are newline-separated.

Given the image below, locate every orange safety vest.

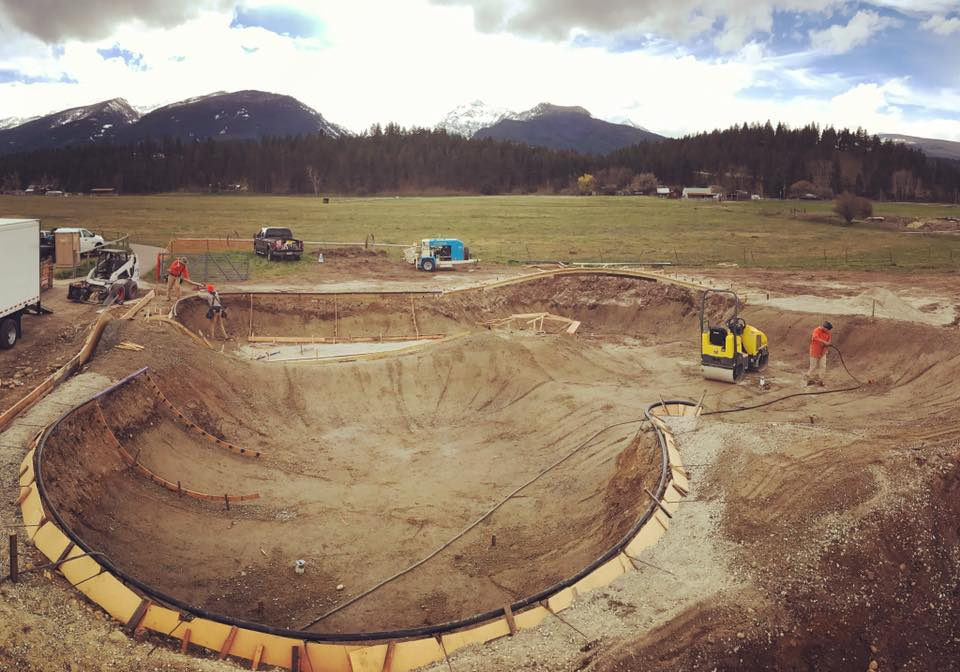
left=168, top=259, right=189, bottom=280
left=809, top=326, right=831, bottom=358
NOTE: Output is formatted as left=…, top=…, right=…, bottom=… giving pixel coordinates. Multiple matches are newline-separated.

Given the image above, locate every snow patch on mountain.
left=436, top=100, right=514, bottom=137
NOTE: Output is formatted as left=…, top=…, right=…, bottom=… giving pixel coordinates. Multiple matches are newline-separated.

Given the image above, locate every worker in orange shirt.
left=165, top=256, right=193, bottom=302
left=806, top=321, right=833, bottom=385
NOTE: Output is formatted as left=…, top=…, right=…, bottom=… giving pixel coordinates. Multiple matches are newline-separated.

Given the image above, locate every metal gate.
left=155, top=252, right=250, bottom=283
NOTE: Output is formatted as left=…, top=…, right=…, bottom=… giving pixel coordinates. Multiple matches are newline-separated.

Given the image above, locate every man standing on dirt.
left=201, top=284, right=229, bottom=340
left=806, top=321, right=833, bottom=385
left=166, top=257, right=191, bottom=302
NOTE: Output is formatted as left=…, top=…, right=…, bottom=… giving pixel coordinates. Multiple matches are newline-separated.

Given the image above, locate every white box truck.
left=0, top=218, right=43, bottom=349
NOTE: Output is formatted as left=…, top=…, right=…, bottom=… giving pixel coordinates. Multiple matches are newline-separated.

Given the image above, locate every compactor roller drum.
left=699, top=290, right=769, bottom=384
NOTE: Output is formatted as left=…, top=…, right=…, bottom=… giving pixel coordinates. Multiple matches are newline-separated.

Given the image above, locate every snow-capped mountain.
left=0, top=90, right=350, bottom=154
left=473, top=102, right=664, bottom=155
left=606, top=116, right=656, bottom=134
left=512, top=103, right=591, bottom=121
left=127, top=90, right=350, bottom=143
left=0, top=116, right=39, bottom=130
left=0, top=98, right=140, bottom=154
left=436, top=100, right=515, bottom=137
left=878, top=133, right=960, bottom=161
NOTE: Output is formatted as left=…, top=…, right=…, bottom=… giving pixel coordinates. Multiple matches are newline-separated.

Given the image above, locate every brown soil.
left=0, top=289, right=97, bottom=410
left=41, top=276, right=694, bottom=634
left=5, top=268, right=960, bottom=671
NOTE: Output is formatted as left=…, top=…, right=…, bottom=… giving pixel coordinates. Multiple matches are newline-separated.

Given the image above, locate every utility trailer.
left=0, top=218, right=49, bottom=349
left=404, top=238, right=477, bottom=272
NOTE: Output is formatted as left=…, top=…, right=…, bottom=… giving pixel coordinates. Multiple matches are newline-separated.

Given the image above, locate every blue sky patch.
left=231, top=5, right=324, bottom=38
left=97, top=44, right=147, bottom=70
left=0, top=69, right=77, bottom=84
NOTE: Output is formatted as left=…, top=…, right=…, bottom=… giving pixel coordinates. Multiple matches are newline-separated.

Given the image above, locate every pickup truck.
left=253, top=227, right=303, bottom=261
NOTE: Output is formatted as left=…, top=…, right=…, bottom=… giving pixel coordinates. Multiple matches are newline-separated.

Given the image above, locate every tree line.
left=0, top=121, right=957, bottom=201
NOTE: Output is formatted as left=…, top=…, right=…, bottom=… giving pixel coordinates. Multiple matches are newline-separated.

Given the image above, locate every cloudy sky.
left=1, top=0, right=959, bottom=139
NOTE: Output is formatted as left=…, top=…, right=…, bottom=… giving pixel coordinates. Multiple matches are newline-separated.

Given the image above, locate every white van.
left=52, top=227, right=105, bottom=254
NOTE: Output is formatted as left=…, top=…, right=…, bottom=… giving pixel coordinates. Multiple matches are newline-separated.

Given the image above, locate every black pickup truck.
left=253, top=227, right=304, bottom=261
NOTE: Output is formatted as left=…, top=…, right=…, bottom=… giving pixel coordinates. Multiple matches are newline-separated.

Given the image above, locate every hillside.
left=473, top=103, right=663, bottom=154
left=0, top=91, right=348, bottom=155
left=879, top=133, right=960, bottom=161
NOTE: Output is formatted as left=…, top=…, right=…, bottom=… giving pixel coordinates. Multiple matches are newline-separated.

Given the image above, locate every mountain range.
left=436, top=100, right=663, bottom=154
left=0, top=90, right=348, bottom=155
left=471, top=103, right=663, bottom=155
left=1, top=91, right=958, bottom=161
left=877, top=134, right=960, bottom=161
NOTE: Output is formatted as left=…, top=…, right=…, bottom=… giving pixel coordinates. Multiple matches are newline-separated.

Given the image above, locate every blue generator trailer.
left=405, top=238, right=477, bottom=272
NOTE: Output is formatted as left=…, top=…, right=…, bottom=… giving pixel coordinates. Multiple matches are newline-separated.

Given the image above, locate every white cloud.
left=0, top=0, right=958, bottom=143
left=807, top=10, right=899, bottom=55
left=921, top=14, right=960, bottom=35
left=433, top=0, right=851, bottom=52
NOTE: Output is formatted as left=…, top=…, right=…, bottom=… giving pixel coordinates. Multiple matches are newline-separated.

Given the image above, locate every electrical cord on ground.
left=299, top=417, right=648, bottom=630
left=702, top=344, right=864, bottom=416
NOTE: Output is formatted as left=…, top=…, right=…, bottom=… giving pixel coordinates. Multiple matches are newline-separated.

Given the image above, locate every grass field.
left=3, top=194, right=960, bottom=271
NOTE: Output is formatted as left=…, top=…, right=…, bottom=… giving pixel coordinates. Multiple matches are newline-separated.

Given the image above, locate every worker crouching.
left=806, top=321, right=833, bottom=386
left=200, top=284, right=229, bottom=340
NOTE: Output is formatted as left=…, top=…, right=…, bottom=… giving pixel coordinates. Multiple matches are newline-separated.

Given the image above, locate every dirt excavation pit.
left=29, top=272, right=960, bottom=665
left=39, top=276, right=706, bottom=636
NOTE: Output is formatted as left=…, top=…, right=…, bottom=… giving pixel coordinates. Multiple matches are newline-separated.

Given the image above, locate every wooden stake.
left=503, top=603, right=518, bottom=636
left=124, top=598, right=151, bottom=635
left=180, top=628, right=192, bottom=653
left=290, top=644, right=300, bottom=672
left=8, top=533, right=18, bottom=583
left=251, top=644, right=264, bottom=670
left=411, top=297, right=420, bottom=338
left=383, top=641, right=397, bottom=672
left=644, top=488, right=673, bottom=519
left=219, top=625, right=239, bottom=659
left=333, top=297, right=338, bottom=344
left=248, top=293, right=254, bottom=338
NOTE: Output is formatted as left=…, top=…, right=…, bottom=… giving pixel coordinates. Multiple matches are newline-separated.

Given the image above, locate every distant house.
left=45, top=190, right=64, bottom=197
left=656, top=186, right=672, bottom=198
left=725, top=189, right=750, bottom=201
left=682, top=187, right=717, bottom=200
left=90, top=187, right=117, bottom=196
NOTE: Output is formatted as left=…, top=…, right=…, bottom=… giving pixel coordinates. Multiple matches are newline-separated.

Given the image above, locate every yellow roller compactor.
left=700, top=289, right=769, bottom=383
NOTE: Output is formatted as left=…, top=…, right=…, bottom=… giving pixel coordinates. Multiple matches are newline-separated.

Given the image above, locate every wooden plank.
left=247, top=334, right=446, bottom=344
left=120, top=289, right=155, bottom=320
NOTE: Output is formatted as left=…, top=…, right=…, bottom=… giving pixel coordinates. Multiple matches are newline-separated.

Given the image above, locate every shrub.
left=833, top=192, right=873, bottom=224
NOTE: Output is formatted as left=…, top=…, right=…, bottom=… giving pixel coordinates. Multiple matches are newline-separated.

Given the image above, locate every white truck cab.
left=53, top=227, right=105, bottom=254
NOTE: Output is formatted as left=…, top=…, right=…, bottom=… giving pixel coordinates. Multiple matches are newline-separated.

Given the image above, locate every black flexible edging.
left=32, top=371, right=691, bottom=644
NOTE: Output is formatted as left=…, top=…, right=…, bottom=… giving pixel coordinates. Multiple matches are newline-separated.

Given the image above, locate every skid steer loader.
left=699, top=289, right=769, bottom=383
left=67, top=248, right=140, bottom=305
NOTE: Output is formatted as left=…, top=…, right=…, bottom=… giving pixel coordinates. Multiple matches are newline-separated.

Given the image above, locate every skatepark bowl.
left=18, top=271, right=958, bottom=671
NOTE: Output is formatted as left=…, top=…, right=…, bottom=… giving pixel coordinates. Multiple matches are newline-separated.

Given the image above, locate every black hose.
left=702, top=344, right=863, bottom=416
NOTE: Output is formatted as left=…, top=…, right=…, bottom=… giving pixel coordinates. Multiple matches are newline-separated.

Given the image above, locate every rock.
left=336, top=584, right=344, bottom=591
left=108, top=630, right=127, bottom=644
left=868, top=661, right=879, bottom=671
left=736, top=631, right=745, bottom=639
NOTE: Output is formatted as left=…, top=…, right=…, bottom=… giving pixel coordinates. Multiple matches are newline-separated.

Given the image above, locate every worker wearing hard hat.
left=806, top=321, right=833, bottom=386
left=200, top=283, right=228, bottom=340
left=165, top=257, right=191, bottom=302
